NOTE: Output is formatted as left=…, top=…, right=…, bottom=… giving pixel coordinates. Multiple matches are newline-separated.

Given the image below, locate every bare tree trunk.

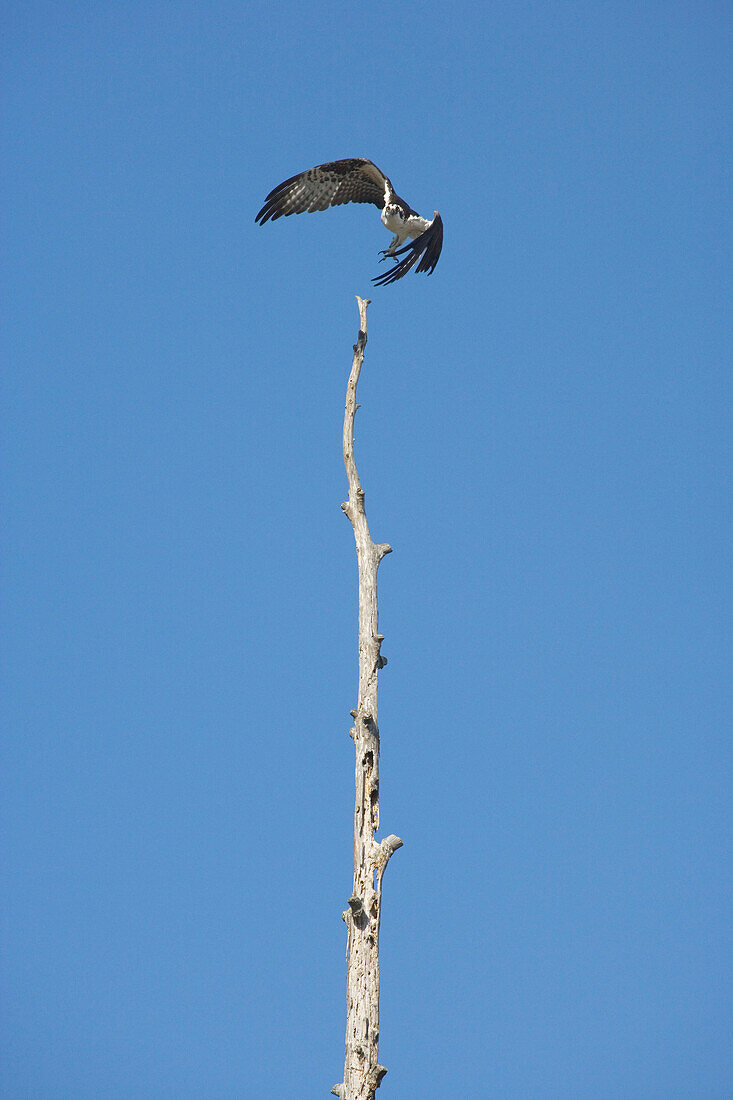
left=332, top=298, right=403, bottom=1100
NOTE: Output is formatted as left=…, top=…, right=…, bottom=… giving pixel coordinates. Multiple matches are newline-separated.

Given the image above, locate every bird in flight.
left=255, top=158, right=443, bottom=286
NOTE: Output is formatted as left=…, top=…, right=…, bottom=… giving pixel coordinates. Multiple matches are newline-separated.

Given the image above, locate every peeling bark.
left=332, top=298, right=403, bottom=1100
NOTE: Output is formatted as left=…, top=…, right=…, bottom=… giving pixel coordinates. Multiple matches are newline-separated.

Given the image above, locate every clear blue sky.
left=2, top=2, right=730, bottom=1096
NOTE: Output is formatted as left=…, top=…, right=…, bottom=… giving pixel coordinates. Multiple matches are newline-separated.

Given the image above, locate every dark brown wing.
left=372, top=212, right=444, bottom=286
left=255, top=158, right=388, bottom=223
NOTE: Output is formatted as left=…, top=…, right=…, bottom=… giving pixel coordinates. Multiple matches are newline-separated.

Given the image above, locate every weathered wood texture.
left=332, top=298, right=403, bottom=1100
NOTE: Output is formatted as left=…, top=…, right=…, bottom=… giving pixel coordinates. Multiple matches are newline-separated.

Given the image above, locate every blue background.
left=2, top=2, right=730, bottom=1096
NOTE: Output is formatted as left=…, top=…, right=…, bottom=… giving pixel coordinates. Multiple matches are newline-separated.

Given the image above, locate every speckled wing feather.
left=372, top=213, right=444, bottom=286
left=255, top=158, right=388, bottom=223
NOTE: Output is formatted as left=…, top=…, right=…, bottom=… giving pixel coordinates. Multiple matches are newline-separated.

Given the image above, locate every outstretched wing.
left=372, top=212, right=444, bottom=286
left=255, top=159, right=388, bottom=224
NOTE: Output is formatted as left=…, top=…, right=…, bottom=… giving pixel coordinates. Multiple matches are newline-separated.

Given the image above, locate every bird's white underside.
left=380, top=204, right=430, bottom=249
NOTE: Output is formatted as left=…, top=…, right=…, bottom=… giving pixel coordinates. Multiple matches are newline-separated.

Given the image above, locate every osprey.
left=255, top=158, right=443, bottom=286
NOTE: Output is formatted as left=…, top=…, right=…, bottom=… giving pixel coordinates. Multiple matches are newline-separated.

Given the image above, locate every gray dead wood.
left=332, top=298, right=403, bottom=1100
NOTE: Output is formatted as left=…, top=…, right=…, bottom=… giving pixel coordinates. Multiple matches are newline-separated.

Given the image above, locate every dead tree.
left=332, top=298, right=403, bottom=1100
